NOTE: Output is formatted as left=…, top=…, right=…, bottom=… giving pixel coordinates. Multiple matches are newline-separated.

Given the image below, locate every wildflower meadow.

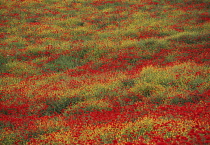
left=0, top=0, right=209, bottom=144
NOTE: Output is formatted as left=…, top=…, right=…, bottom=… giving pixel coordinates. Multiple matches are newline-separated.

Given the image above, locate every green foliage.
left=121, top=39, right=139, bottom=48
left=127, top=57, right=140, bottom=65
left=121, top=79, right=135, bottom=88
left=130, top=82, right=162, bottom=97
left=140, top=66, right=176, bottom=86
left=122, top=95, right=143, bottom=106
left=92, top=88, right=109, bottom=99
left=168, top=0, right=207, bottom=4
left=64, top=99, right=112, bottom=115
left=166, top=32, right=209, bottom=44
left=44, top=0, right=60, bottom=3
left=58, top=17, right=84, bottom=28
left=150, top=96, right=165, bottom=105
left=25, top=17, right=39, bottom=23
left=128, top=62, right=209, bottom=105
left=141, top=55, right=153, bottom=60
left=3, top=60, right=41, bottom=76
left=138, top=38, right=169, bottom=52
left=124, top=30, right=139, bottom=38
left=189, top=78, right=205, bottom=90
left=98, top=32, right=114, bottom=39
left=43, top=55, right=84, bottom=72
left=43, top=96, right=83, bottom=115
left=96, top=2, right=121, bottom=10
left=0, top=55, right=8, bottom=74
left=140, top=83, right=157, bottom=97
left=0, top=77, right=22, bottom=86
left=164, top=53, right=177, bottom=63
left=170, top=95, right=200, bottom=105
left=70, top=30, right=88, bottom=41
left=26, top=117, right=67, bottom=143
left=9, top=41, right=26, bottom=48
left=171, top=62, right=210, bottom=91
left=74, top=48, right=89, bottom=59
left=0, top=130, right=19, bottom=145
left=88, top=47, right=108, bottom=61
left=118, top=118, right=155, bottom=142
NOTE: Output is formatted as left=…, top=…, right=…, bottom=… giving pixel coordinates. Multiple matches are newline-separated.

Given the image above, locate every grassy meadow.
left=0, top=0, right=210, bottom=144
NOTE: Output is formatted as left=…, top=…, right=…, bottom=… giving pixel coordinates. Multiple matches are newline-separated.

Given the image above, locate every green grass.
left=43, top=96, right=83, bottom=115
left=43, top=54, right=84, bottom=72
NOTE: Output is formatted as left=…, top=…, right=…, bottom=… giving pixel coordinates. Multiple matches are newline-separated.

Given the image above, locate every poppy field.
left=0, top=0, right=210, bottom=144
